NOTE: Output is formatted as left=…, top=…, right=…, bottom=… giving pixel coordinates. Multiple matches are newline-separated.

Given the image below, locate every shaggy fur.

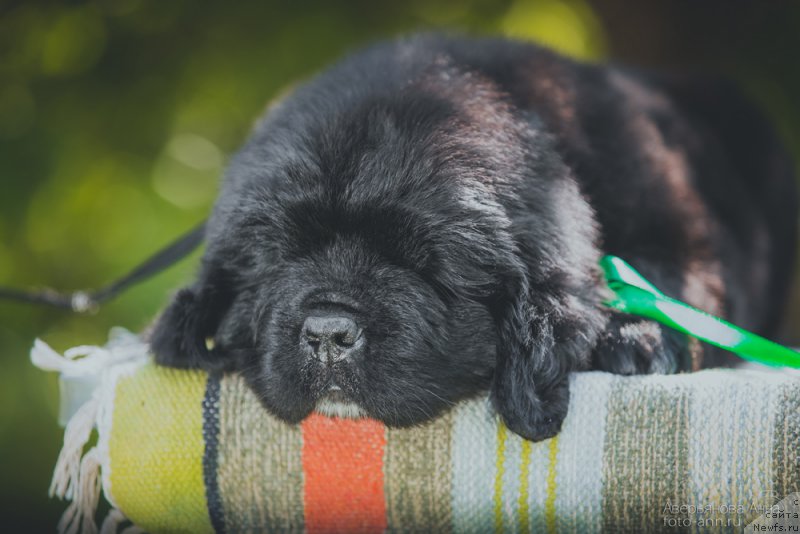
left=150, top=34, right=798, bottom=441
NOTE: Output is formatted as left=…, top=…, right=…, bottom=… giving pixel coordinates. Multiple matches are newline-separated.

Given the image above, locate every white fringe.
left=99, top=509, right=127, bottom=534
left=32, top=330, right=149, bottom=534
left=49, top=399, right=99, bottom=501
left=58, top=448, right=102, bottom=534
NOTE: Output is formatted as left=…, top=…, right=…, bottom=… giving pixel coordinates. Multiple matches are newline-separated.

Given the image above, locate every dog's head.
left=150, top=53, right=547, bottom=427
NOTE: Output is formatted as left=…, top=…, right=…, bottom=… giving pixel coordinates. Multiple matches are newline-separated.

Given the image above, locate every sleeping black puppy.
left=150, top=34, right=798, bottom=441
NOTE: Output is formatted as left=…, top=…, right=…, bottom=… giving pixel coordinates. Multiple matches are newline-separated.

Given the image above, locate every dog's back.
left=388, top=34, right=797, bottom=344
left=657, top=76, right=798, bottom=339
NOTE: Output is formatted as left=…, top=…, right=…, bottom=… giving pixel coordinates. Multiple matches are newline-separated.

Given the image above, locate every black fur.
left=150, top=34, right=797, bottom=441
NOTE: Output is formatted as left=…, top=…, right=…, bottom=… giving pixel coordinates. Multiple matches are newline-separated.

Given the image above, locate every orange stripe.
left=301, top=414, right=387, bottom=534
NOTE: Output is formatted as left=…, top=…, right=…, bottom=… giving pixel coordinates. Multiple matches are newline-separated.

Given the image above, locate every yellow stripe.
left=544, top=435, right=560, bottom=534
left=109, top=364, right=213, bottom=534
left=518, top=439, right=532, bottom=533
left=494, top=421, right=508, bottom=533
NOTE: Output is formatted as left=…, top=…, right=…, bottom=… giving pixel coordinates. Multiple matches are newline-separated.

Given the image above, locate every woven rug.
left=34, top=329, right=800, bottom=534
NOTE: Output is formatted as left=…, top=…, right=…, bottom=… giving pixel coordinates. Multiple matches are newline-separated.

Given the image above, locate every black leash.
left=0, top=222, right=206, bottom=313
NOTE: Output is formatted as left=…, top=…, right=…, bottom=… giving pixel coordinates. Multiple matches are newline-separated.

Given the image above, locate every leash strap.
left=0, top=222, right=206, bottom=312
left=601, top=255, right=800, bottom=368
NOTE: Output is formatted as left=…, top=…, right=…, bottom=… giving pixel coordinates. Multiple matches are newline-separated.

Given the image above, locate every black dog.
left=150, top=34, right=797, bottom=441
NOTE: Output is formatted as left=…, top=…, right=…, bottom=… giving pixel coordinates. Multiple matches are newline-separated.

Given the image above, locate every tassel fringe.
left=32, top=330, right=148, bottom=534
left=49, top=399, right=99, bottom=501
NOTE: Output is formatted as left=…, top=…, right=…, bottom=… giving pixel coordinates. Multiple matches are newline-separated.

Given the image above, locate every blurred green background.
left=1, top=0, right=798, bottom=529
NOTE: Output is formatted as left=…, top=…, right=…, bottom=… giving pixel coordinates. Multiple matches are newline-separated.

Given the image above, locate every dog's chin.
left=312, top=388, right=367, bottom=419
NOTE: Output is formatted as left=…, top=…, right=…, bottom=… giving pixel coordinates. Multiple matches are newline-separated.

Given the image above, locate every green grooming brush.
left=601, top=255, right=800, bottom=368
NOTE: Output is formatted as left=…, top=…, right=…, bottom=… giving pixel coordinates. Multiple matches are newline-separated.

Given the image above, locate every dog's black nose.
left=301, top=315, right=363, bottom=363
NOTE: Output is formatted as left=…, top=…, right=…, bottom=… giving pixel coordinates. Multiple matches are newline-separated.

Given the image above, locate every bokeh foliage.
left=1, top=0, right=798, bottom=529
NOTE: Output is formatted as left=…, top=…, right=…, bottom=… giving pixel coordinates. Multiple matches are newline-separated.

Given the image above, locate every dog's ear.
left=490, top=270, right=572, bottom=442
left=149, top=267, right=235, bottom=372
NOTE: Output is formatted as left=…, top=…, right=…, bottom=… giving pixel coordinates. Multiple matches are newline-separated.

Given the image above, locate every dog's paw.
left=496, top=379, right=569, bottom=442
left=591, top=316, right=685, bottom=375
left=148, top=288, right=235, bottom=373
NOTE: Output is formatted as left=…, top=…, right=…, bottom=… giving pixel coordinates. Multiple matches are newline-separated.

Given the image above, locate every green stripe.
left=384, top=410, right=454, bottom=531
left=602, top=380, right=691, bottom=533
left=216, top=375, right=304, bottom=533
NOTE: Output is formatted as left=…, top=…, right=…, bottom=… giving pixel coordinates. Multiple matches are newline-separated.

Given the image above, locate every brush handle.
left=600, top=255, right=800, bottom=368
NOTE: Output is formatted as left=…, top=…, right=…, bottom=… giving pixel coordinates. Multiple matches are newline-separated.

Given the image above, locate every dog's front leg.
left=491, top=278, right=604, bottom=441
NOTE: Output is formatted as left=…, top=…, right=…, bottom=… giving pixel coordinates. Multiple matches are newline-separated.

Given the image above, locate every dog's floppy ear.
left=490, top=269, right=572, bottom=442
left=149, top=267, right=235, bottom=372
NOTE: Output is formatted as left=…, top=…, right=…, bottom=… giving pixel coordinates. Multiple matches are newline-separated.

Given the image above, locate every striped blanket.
left=34, top=331, right=800, bottom=533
